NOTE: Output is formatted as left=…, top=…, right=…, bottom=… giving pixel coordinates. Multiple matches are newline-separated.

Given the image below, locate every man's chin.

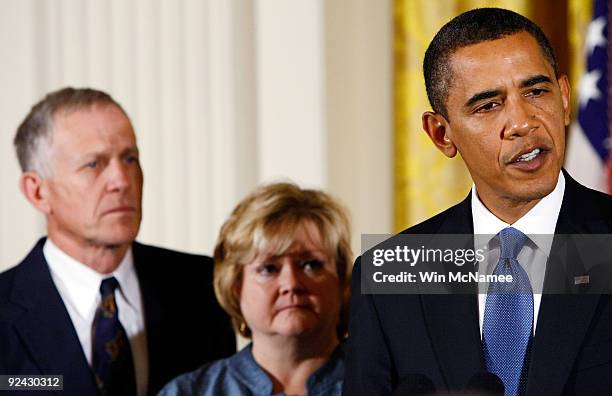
left=510, top=179, right=558, bottom=203
left=96, top=227, right=140, bottom=247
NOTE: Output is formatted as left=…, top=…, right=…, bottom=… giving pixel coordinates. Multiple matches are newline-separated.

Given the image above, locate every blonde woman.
left=159, top=182, right=352, bottom=396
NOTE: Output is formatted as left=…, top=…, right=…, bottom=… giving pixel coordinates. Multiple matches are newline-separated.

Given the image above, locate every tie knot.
left=100, top=277, right=120, bottom=297
left=499, top=227, right=527, bottom=259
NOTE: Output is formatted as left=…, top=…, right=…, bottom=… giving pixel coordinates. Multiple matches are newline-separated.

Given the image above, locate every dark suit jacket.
left=0, top=239, right=236, bottom=395
left=344, top=172, right=612, bottom=395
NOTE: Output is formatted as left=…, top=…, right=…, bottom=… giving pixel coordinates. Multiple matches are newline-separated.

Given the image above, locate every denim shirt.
left=158, top=343, right=344, bottom=396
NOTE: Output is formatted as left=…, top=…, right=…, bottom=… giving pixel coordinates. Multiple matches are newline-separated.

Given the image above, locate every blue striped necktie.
left=92, top=277, right=137, bottom=396
left=483, top=227, right=533, bottom=396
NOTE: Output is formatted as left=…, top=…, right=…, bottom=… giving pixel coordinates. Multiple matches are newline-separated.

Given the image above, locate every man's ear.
left=19, top=171, right=52, bottom=215
left=557, top=74, right=571, bottom=126
left=422, top=111, right=457, bottom=158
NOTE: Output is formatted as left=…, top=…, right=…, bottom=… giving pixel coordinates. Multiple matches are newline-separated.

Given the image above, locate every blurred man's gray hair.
left=14, top=87, right=125, bottom=178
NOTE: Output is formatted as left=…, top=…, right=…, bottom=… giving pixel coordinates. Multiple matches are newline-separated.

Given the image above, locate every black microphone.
left=463, top=372, right=504, bottom=396
left=393, top=373, right=436, bottom=395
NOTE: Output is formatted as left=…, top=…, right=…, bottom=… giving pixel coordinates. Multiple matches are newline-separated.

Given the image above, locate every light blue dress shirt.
left=158, top=343, right=344, bottom=396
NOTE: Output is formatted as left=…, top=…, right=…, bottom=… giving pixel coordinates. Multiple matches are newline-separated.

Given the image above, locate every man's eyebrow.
left=122, top=146, right=140, bottom=155
left=463, top=75, right=554, bottom=108
left=74, top=146, right=139, bottom=162
left=520, top=74, right=552, bottom=88
left=465, top=89, right=501, bottom=108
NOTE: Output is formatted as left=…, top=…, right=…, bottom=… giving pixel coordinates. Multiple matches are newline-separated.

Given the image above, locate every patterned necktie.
left=483, top=227, right=533, bottom=396
left=92, top=277, right=137, bottom=396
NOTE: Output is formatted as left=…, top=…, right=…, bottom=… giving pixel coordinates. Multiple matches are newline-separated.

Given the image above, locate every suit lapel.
left=11, top=239, right=98, bottom=395
left=132, top=242, right=169, bottom=394
left=526, top=294, right=599, bottom=395
left=526, top=172, right=603, bottom=395
left=420, top=194, right=486, bottom=389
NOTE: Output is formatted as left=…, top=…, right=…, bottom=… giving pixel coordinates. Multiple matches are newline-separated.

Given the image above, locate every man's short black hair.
left=423, top=8, right=558, bottom=119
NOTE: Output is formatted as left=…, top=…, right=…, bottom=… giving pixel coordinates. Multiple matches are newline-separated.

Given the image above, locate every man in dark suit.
left=344, top=8, right=612, bottom=395
left=0, top=88, right=235, bottom=395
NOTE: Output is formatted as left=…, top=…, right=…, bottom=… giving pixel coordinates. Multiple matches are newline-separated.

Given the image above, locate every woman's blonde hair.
left=213, top=182, right=352, bottom=338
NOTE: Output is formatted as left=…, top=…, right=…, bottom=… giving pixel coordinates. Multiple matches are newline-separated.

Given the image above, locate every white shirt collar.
left=471, top=171, right=565, bottom=256
left=43, top=238, right=140, bottom=319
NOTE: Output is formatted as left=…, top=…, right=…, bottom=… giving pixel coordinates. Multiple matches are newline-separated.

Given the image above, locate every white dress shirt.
left=44, top=239, right=148, bottom=396
left=472, top=172, right=565, bottom=337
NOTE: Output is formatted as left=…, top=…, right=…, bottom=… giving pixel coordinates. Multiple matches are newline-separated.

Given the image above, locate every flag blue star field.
left=566, top=0, right=610, bottom=193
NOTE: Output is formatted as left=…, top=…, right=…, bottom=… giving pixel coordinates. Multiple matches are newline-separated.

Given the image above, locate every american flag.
left=566, top=0, right=610, bottom=193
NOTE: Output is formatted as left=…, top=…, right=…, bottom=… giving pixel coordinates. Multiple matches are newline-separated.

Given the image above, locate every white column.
left=254, top=0, right=327, bottom=188
left=0, top=0, right=46, bottom=269
left=325, top=0, right=393, bottom=250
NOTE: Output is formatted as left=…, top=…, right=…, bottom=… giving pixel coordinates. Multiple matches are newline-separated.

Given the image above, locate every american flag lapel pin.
left=574, top=275, right=590, bottom=285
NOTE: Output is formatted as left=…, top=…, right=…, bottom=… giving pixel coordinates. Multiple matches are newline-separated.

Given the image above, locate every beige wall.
left=0, top=0, right=392, bottom=272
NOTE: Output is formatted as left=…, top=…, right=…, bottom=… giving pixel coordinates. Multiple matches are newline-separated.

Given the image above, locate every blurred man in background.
left=0, top=87, right=235, bottom=395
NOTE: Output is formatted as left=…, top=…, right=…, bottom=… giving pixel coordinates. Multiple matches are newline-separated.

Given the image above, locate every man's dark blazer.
left=344, top=172, right=612, bottom=395
left=0, top=239, right=236, bottom=395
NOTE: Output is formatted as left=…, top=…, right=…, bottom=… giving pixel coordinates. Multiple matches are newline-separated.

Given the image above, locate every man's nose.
left=279, top=263, right=305, bottom=295
left=504, top=97, right=536, bottom=138
left=106, top=160, right=131, bottom=191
